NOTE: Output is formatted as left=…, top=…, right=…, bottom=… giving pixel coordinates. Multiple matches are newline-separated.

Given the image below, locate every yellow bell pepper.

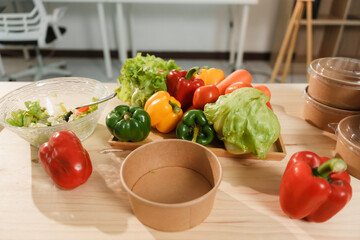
left=144, top=91, right=183, bottom=133
left=195, top=67, right=225, bottom=85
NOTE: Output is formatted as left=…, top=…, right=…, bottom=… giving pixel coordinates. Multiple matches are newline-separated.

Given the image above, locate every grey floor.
left=1, top=56, right=307, bottom=83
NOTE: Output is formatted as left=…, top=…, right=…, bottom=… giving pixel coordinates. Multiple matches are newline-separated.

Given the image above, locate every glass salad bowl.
left=0, top=77, right=110, bottom=147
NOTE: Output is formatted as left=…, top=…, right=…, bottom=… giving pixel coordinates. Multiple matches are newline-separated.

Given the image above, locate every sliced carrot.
left=216, top=69, right=252, bottom=95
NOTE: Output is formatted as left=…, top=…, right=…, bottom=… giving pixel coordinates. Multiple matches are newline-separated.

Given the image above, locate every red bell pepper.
left=166, top=68, right=204, bottom=111
left=279, top=151, right=352, bottom=222
left=38, top=130, right=92, bottom=190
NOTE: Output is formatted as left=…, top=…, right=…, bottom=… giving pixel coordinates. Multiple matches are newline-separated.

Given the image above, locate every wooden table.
left=0, top=82, right=359, bottom=239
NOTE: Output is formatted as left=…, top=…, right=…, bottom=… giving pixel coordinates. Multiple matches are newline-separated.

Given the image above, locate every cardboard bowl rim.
left=120, top=139, right=223, bottom=208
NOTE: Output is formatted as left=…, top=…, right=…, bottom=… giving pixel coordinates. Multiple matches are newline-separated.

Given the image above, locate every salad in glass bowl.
left=0, top=77, right=110, bottom=147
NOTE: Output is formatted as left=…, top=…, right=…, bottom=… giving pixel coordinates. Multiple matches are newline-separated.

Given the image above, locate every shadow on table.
left=147, top=189, right=300, bottom=239
left=222, top=157, right=284, bottom=194
left=30, top=124, right=133, bottom=235
left=275, top=103, right=337, bottom=155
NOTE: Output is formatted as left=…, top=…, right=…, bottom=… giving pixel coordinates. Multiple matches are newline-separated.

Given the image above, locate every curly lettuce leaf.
left=204, top=87, right=280, bottom=159
left=115, top=53, right=179, bottom=107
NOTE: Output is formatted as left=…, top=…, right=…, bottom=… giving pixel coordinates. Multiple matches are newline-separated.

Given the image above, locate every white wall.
left=45, top=0, right=280, bottom=53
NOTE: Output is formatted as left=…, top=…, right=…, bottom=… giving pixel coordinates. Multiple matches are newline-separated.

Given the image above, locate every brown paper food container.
left=120, top=139, right=222, bottom=232
left=335, top=115, right=360, bottom=179
left=303, top=86, right=360, bottom=132
left=308, top=57, right=360, bottom=110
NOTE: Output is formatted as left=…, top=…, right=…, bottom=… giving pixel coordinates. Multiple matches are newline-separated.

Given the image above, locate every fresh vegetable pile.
left=32, top=54, right=352, bottom=224
left=110, top=53, right=280, bottom=159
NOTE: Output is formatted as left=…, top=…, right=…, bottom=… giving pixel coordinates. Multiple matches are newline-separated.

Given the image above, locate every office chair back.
left=0, top=0, right=49, bottom=47
left=0, top=0, right=70, bottom=81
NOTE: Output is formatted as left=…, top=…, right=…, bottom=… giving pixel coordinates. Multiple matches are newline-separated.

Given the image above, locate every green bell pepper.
left=106, top=105, right=151, bottom=142
left=176, top=109, right=215, bottom=146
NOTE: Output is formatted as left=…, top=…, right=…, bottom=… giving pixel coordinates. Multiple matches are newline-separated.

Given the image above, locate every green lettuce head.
left=204, top=87, right=280, bottom=159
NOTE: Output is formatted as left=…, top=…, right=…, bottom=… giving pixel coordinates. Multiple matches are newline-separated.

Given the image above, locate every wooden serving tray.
left=108, top=129, right=287, bottom=161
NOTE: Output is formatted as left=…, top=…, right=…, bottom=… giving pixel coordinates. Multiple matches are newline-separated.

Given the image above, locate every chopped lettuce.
left=204, top=87, right=280, bottom=159
left=115, top=53, right=179, bottom=107
left=6, top=101, right=49, bottom=127
left=6, top=98, right=99, bottom=127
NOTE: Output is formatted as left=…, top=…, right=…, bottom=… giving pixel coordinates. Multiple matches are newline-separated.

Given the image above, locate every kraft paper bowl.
left=335, top=115, right=360, bottom=179
left=308, top=57, right=360, bottom=110
left=120, top=139, right=222, bottom=232
left=303, top=86, right=360, bottom=132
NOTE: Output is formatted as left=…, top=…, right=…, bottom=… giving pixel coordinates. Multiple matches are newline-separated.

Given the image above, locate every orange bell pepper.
left=195, top=67, right=225, bottom=86
left=144, top=91, right=183, bottom=133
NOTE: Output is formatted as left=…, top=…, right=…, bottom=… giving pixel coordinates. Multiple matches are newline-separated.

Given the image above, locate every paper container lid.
left=309, top=57, right=360, bottom=87
left=337, top=114, right=360, bottom=153
left=120, top=139, right=222, bottom=232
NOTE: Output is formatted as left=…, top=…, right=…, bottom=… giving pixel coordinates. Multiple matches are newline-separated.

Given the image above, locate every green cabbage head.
left=204, top=87, right=280, bottom=159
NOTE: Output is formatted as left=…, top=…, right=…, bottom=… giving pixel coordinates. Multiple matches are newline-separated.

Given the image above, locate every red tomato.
left=266, top=101, right=273, bottom=111
left=225, top=82, right=253, bottom=94
left=193, top=85, right=220, bottom=110
left=77, top=106, right=89, bottom=112
left=254, top=85, right=271, bottom=100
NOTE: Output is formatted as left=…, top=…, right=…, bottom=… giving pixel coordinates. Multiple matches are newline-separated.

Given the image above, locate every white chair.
left=0, top=0, right=70, bottom=81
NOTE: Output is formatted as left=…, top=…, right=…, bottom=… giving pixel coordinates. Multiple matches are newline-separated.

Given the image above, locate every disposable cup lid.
left=309, top=57, right=360, bottom=85
left=338, top=115, right=360, bottom=151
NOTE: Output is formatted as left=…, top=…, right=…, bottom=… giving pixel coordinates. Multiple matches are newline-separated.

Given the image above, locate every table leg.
left=269, top=1, right=303, bottom=83
left=281, top=3, right=304, bottom=84
left=0, top=53, right=5, bottom=77
left=306, top=0, right=312, bottom=69
left=97, top=2, right=113, bottom=79
left=116, top=3, right=128, bottom=65
left=129, top=4, right=136, bottom=58
left=228, top=5, right=238, bottom=66
left=234, top=5, right=249, bottom=70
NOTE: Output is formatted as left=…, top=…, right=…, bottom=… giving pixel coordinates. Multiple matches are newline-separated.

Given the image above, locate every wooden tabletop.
left=0, top=82, right=359, bottom=239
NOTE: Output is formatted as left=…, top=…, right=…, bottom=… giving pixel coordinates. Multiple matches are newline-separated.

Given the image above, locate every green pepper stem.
left=123, top=113, right=131, bottom=121
left=169, top=101, right=181, bottom=114
left=192, top=126, right=199, bottom=143
left=316, top=158, right=347, bottom=178
left=185, top=67, right=199, bottom=80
